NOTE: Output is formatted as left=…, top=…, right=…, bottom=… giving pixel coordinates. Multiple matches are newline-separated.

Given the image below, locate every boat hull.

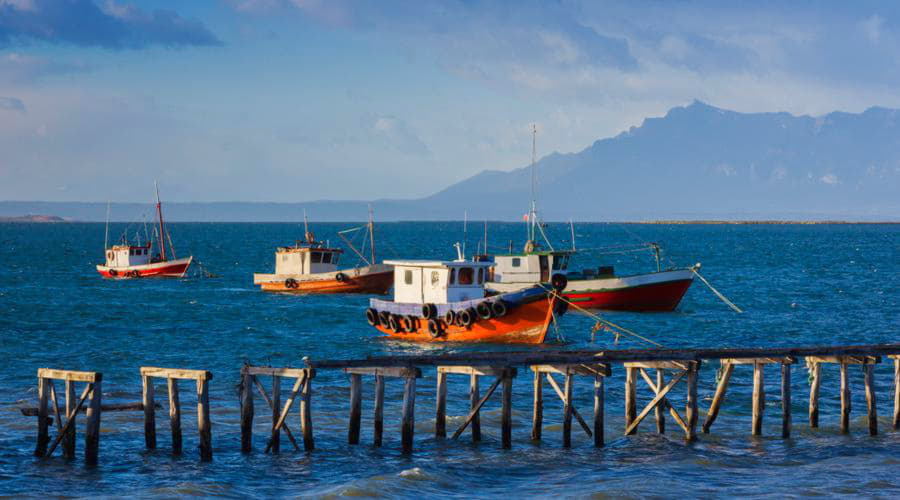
left=563, top=269, right=694, bottom=312
left=96, top=257, right=193, bottom=279
left=255, top=266, right=394, bottom=294
left=373, top=296, right=558, bottom=344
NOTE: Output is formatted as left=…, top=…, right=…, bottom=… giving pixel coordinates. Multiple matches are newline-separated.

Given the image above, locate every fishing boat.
left=253, top=210, right=393, bottom=294
left=96, top=184, right=193, bottom=279
left=366, top=250, right=566, bottom=343
left=483, top=126, right=696, bottom=312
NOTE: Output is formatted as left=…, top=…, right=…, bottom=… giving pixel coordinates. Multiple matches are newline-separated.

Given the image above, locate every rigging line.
left=691, top=268, right=744, bottom=313
left=551, top=291, right=666, bottom=348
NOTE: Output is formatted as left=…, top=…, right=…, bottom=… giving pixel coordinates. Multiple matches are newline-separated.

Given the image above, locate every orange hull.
left=261, top=270, right=393, bottom=294
left=374, top=296, right=557, bottom=344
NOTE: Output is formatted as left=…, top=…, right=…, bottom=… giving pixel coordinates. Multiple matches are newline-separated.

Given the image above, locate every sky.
left=2, top=0, right=900, bottom=203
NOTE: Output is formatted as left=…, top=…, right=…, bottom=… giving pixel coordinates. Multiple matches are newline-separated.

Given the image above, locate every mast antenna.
left=368, top=204, right=376, bottom=265
left=155, top=181, right=167, bottom=261
left=530, top=123, right=537, bottom=243
left=463, top=209, right=468, bottom=259
left=104, top=201, right=110, bottom=253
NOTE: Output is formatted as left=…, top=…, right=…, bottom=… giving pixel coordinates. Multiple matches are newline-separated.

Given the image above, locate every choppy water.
left=0, top=222, right=898, bottom=498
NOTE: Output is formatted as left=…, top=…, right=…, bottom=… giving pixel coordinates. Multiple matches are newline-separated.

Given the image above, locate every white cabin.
left=491, top=251, right=571, bottom=286
left=385, top=259, right=493, bottom=304
left=105, top=244, right=152, bottom=268
left=274, top=246, right=343, bottom=276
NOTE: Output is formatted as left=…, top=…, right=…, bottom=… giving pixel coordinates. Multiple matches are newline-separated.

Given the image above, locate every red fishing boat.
left=96, top=184, right=192, bottom=279
left=253, top=210, right=393, bottom=294
left=366, top=257, right=566, bottom=343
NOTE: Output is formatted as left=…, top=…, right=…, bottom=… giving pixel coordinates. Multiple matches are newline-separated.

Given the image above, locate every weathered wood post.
left=893, top=356, right=900, bottom=431
left=655, top=370, right=665, bottom=434
left=625, top=366, right=637, bottom=435
left=197, top=376, right=212, bottom=461
left=270, top=375, right=281, bottom=453
left=35, top=375, right=49, bottom=457
left=401, top=372, right=417, bottom=454
left=240, top=371, right=254, bottom=453
left=532, top=370, right=543, bottom=441
left=686, top=362, right=698, bottom=442
left=863, top=363, right=877, bottom=436
left=752, top=362, right=765, bottom=436
left=142, top=374, right=156, bottom=450
left=300, top=371, right=314, bottom=451
left=809, top=360, right=821, bottom=428
left=373, top=374, right=384, bottom=447
left=840, top=361, right=850, bottom=434
left=562, top=373, right=573, bottom=448
left=348, top=374, right=362, bottom=445
left=593, top=374, right=604, bottom=447
left=64, top=380, right=76, bottom=458
left=470, top=373, right=482, bottom=442
left=501, top=368, right=514, bottom=449
left=435, top=371, right=447, bottom=439
left=168, top=378, right=182, bottom=454
left=84, top=378, right=102, bottom=465
left=781, top=362, right=792, bottom=438
left=702, top=362, right=734, bottom=433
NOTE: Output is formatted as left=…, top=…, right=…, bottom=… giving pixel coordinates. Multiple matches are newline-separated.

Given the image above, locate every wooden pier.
left=24, top=343, right=900, bottom=463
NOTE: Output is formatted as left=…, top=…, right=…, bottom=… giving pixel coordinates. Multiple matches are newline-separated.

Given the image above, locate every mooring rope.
left=550, top=291, right=666, bottom=348
left=690, top=268, right=743, bottom=313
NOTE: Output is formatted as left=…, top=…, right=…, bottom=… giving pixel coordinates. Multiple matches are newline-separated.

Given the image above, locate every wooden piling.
left=752, top=362, right=764, bottom=436
left=562, top=373, right=573, bottom=448
left=270, top=376, right=281, bottom=453
left=686, top=362, right=698, bottom=442
left=84, top=380, right=102, bottom=465
left=593, top=375, right=604, bottom=447
left=64, top=380, right=76, bottom=459
left=702, top=362, right=734, bottom=433
left=809, top=361, right=821, bottom=428
left=501, top=369, right=513, bottom=449
left=373, top=375, right=384, bottom=447
left=35, top=376, right=49, bottom=457
left=142, top=375, right=156, bottom=450
left=840, top=361, right=850, bottom=434
left=168, top=378, right=182, bottom=455
left=348, top=374, right=361, bottom=445
left=435, top=371, right=447, bottom=439
left=625, top=366, right=637, bottom=435
left=863, top=363, right=877, bottom=436
left=470, top=374, right=481, bottom=442
left=894, top=357, right=900, bottom=431
left=301, top=374, right=314, bottom=451
left=532, top=370, right=543, bottom=441
left=781, top=363, right=791, bottom=439
left=240, top=372, right=254, bottom=453
left=401, top=374, right=416, bottom=454
left=197, top=377, right=212, bottom=461
left=655, top=370, right=665, bottom=434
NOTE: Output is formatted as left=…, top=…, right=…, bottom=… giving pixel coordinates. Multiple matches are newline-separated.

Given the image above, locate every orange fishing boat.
left=253, top=210, right=393, bottom=294
left=366, top=258, right=566, bottom=343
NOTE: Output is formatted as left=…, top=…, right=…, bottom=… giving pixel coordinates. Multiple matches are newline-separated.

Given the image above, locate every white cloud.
left=859, top=15, right=884, bottom=43
left=821, top=173, right=839, bottom=185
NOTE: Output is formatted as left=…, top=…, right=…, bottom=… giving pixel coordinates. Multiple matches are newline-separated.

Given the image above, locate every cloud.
left=0, top=53, right=92, bottom=84
left=821, top=173, right=839, bottom=185
left=0, top=0, right=221, bottom=49
left=371, top=116, right=429, bottom=156
left=0, top=95, right=25, bottom=112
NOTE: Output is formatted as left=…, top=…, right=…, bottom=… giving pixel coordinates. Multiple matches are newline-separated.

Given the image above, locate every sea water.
left=0, top=222, right=898, bottom=497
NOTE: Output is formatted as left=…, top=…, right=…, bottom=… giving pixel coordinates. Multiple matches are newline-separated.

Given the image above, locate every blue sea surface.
left=0, top=222, right=898, bottom=497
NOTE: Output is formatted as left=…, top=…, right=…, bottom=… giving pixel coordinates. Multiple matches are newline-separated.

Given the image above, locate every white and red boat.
left=483, top=125, right=695, bottom=311
left=96, top=184, right=192, bottom=279
left=253, top=211, right=393, bottom=294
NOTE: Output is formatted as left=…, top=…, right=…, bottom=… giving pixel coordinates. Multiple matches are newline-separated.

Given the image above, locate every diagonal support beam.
left=252, top=376, right=300, bottom=451
left=265, top=372, right=307, bottom=453
left=545, top=374, right=593, bottom=438
left=451, top=376, right=503, bottom=440
left=624, top=371, right=686, bottom=436
left=44, top=383, right=92, bottom=458
left=640, top=368, right=690, bottom=434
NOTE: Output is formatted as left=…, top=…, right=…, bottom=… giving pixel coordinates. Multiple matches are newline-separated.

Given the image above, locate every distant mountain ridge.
left=3, top=101, right=899, bottom=221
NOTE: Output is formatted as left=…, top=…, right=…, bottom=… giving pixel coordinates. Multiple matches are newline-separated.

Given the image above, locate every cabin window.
left=431, top=271, right=440, bottom=285
left=449, top=269, right=456, bottom=285
left=310, top=252, right=322, bottom=263
left=404, top=269, right=413, bottom=285
left=458, top=267, right=474, bottom=285
left=322, top=252, right=332, bottom=264
left=512, top=257, right=521, bottom=267
left=477, top=268, right=484, bottom=284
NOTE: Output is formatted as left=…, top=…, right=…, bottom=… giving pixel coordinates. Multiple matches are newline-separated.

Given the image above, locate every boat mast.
left=570, top=219, right=576, bottom=251
left=104, top=201, right=110, bottom=252
left=155, top=181, right=167, bottom=261
left=368, top=204, right=376, bottom=265
left=463, top=209, right=468, bottom=259
left=530, top=124, right=537, bottom=243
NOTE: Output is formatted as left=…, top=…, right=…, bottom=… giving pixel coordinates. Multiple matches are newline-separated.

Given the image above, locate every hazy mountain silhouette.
left=3, top=101, right=899, bottom=221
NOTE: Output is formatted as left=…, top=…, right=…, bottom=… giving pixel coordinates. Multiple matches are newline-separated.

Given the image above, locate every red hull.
left=97, top=260, right=191, bottom=279
left=564, top=279, right=693, bottom=312
left=260, top=270, right=393, bottom=294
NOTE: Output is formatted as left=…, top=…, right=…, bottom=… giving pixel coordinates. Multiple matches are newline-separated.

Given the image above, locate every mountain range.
left=3, top=101, right=899, bottom=221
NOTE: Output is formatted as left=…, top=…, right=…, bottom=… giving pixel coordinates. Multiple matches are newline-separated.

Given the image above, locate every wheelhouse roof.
left=276, top=246, right=343, bottom=253
left=493, top=250, right=575, bottom=257
left=384, top=259, right=494, bottom=268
